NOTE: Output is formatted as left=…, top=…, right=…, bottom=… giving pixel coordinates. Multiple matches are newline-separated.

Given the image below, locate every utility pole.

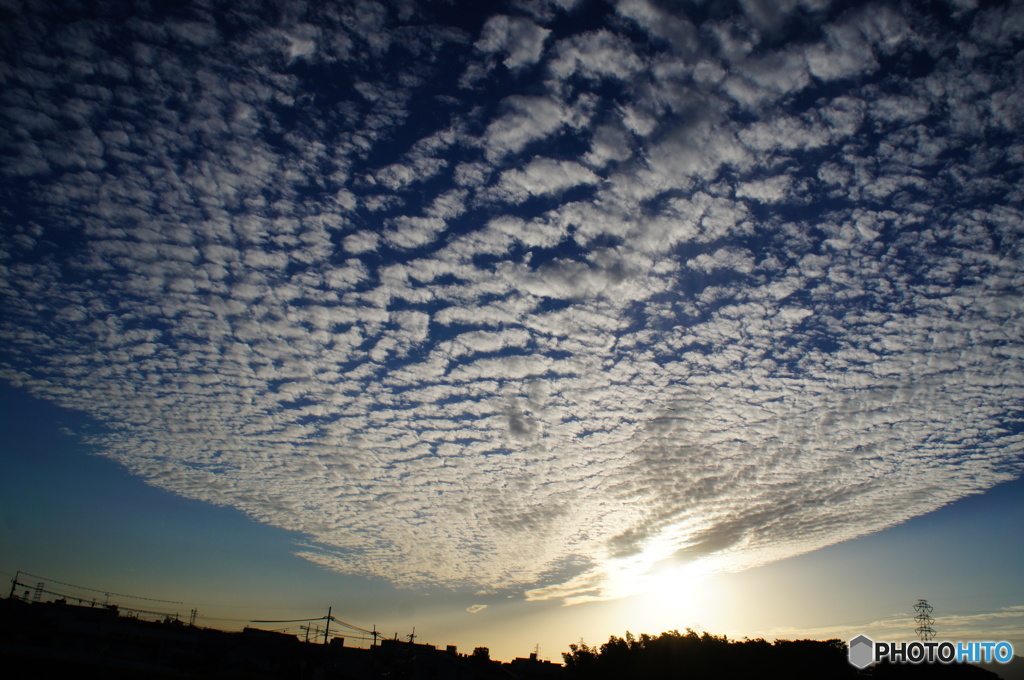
left=302, top=624, right=321, bottom=642
left=324, top=606, right=331, bottom=645
left=8, top=571, right=18, bottom=599
left=914, top=599, right=935, bottom=641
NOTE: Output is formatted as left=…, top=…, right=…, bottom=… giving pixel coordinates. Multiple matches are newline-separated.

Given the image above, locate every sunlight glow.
left=597, top=532, right=729, bottom=625
left=618, top=562, right=729, bottom=636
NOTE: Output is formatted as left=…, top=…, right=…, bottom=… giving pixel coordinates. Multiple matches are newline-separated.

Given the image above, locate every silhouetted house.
left=0, top=596, right=219, bottom=676
left=508, top=652, right=564, bottom=679
left=0, top=595, right=568, bottom=680
left=375, top=638, right=501, bottom=679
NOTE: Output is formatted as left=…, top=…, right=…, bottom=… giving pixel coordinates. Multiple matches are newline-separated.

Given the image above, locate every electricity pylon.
left=914, top=599, right=935, bottom=641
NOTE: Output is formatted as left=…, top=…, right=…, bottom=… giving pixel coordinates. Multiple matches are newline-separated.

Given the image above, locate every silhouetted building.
left=0, top=596, right=564, bottom=680
left=509, top=652, right=565, bottom=679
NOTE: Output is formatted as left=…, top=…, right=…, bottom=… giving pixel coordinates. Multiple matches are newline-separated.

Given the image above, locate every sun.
left=617, top=562, right=732, bottom=635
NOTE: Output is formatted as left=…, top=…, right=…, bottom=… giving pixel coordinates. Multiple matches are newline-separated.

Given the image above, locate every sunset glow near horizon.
left=1, top=0, right=1023, bottom=662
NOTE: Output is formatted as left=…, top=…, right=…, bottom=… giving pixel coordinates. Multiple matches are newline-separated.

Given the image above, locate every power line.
left=10, top=581, right=181, bottom=620
left=14, top=571, right=182, bottom=605
left=251, top=617, right=333, bottom=624
left=193, top=615, right=264, bottom=623
left=251, top=607, right=381, bottom=646
left=9, top=570, right=380, bottom=645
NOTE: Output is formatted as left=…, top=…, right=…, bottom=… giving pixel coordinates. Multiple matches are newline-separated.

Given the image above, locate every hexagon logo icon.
left=848, top=634, right=874, bottom=669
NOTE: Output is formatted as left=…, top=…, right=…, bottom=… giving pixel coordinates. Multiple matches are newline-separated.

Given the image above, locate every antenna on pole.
left=914, top=599, right=935, bottom=641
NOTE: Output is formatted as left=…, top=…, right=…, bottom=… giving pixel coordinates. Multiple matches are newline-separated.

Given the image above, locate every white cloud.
left=371, top=157, right=447, bottom=191
left=687, top=247, right=756, bottom=274
left=584, top=122, right=634, bottom=166
left=476, top=15, right=551, bottom=69
left=343, top=231, right=380, bottom=254
left=385, top=216, right=448, bottom=250
left=616, top=0, right=699, bottom=54
left=2, top=0, right=1023, bottom=609
left=482, top=95, right=576, bottom=160
left=735, top=175, right=792, bottom=203
left=453, top=162, right=491, bottom=187
left=489, top=158, right=599, bottom=203
left=549, top=29, right=643, bottom=81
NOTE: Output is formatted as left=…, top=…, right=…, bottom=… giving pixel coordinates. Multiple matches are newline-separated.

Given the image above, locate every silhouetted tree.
left=564, top=629, right=851, bottom=680
left=563, top=629, right=1000, bottom=680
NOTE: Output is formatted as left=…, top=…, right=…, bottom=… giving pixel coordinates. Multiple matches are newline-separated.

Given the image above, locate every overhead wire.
left=14, top=571, right=183, bottom=604
left=10, top=570, right=380, bottom=644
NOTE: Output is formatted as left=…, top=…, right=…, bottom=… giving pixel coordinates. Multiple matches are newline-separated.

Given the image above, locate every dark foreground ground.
left=0, top=596, right=1012, bottom=679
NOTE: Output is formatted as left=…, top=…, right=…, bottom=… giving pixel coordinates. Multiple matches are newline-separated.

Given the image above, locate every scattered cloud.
left=765, top=605, right=1024, bottom=647
left=476, top=15, right=551, bottom=70
left=1, top=0, right=1022, bottom=607
left=489, top=158, right=600, bottom=203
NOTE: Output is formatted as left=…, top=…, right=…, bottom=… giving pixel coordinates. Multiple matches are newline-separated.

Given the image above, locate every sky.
left=1, top=0, right=1023, bottom=663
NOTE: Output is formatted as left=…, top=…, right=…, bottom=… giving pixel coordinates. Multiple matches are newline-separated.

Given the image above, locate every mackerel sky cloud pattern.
left=1, top=0, right=1022, bottom=604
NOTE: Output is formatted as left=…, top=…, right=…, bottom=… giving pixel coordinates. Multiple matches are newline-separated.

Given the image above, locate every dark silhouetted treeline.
left=562, top=629, right=1001, bottom=680
left=1, top=595, right=1005, bottom=679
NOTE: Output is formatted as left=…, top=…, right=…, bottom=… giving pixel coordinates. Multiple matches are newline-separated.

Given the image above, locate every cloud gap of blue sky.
left=1, top=0, right=1022, bottom=612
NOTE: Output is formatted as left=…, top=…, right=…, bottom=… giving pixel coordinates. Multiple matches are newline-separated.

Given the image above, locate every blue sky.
left=1, top=0, right=1023, bottom=663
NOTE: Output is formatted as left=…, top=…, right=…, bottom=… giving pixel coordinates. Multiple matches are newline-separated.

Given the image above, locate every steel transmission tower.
left=914, top=599, right=935, bottom=641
